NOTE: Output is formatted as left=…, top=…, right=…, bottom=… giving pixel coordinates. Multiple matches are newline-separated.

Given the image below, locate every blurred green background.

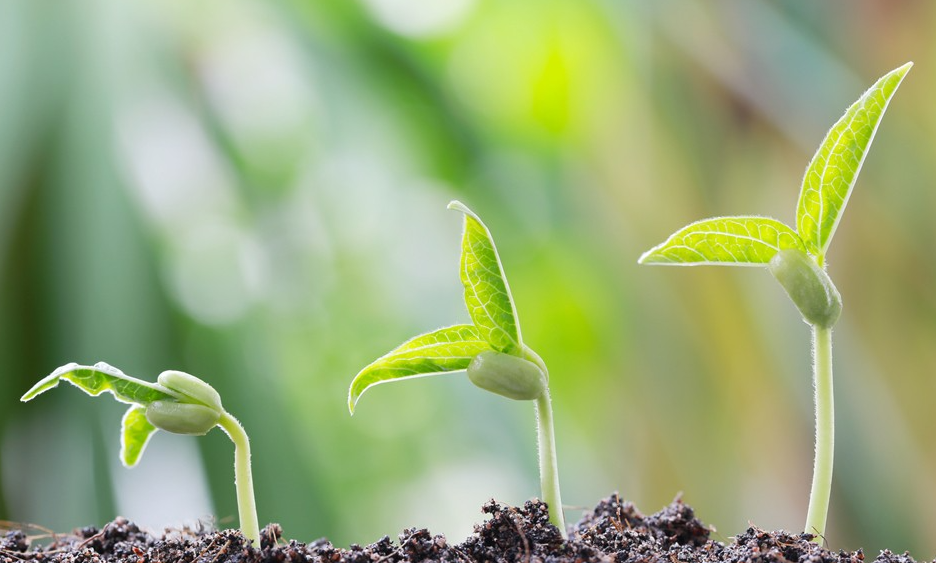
left=2, top=0, right=936, bottom=557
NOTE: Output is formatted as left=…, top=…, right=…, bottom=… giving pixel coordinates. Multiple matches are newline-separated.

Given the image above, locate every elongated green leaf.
left=21, top=362, right=178, bottom=404
left=639, top=216, right=806, bottom=266
left=448, top=201, right=522, bottom=354
left=349, top=324, right=492, bottom=413
left=121, top=405, right=159, bottom=467
left=797, top=62, right=912, bottom=258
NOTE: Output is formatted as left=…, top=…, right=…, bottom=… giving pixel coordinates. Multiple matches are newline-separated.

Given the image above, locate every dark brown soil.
left=0, top=494, right=928, bottom=563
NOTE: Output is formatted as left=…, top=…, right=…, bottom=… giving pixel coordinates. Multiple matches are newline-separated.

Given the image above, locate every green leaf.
left=796, top=62, right=912, bottom=258
left=448, top=200, right=522, bottom=354
left=349, top=324, right=492, bottom=413
left=21, top=362, right=178, bottom=405
left=23, top=363, right=178, bottom=468
left=121, top=405, right=159, bottom=467
left=638, top=216, right=806, bottom=266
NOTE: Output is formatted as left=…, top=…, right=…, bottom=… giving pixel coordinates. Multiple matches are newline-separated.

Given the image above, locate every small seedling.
left=348, top=201, right=567, bottom=537
left=21, top=362, right=260, bottom=543
left=638, top=62, right=912, bottom=540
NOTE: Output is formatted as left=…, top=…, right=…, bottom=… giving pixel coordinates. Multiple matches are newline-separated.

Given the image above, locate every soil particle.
left=1, top=530, right=29, bottom=553
left=0, top=495, right=931, bottom=563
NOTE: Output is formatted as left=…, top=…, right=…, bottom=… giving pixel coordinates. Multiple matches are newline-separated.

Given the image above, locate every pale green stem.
left=218, top=412, right=261, bottom=544
left=804, top=325, right=834, bottom=541
left=535, top=389, right=566, bottom=538
left=522, top=346, right=566, bottom=538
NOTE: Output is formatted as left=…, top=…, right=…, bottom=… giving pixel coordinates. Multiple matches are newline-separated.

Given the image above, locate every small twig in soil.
left=0, top=548, right=28, bottom=562
left=76, top=529, right=107, bottom=551
left=449, top=545, right=473, bottom=563
left=506, top=507, right=531, bottom=563
left=210, top=539, right=233, bottom=563
left=0, top=520, right=58, bottom=547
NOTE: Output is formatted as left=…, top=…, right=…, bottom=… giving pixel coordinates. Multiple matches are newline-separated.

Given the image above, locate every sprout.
left=348, top=201, right=567, bottom=537
left=21, top=362, right=260, bottom=544
left=638, top=62, right=912, bottom=540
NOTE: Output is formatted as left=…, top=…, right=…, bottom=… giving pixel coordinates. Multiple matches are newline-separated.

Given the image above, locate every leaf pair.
left=348, top=200, right=566, bottom=537
left=639, top=62, right=912, bottom=268
left=348, top=201, right=538, bottom=413
left=21, top=362, right=223, bottom=467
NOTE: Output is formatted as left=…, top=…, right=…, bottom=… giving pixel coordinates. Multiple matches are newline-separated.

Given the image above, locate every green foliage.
left=638, top=63, right=911, bottom=540
left=638, top=217, right=804, bottom=266
left=120, top=406, right=159, bottom=467
left=639, top=62, right=911, bottom=300
left=797, top=62, right=913, bottom=260
left=22, top=362, right=178, bottom=409
left=349, top=200, right=567, bottom=536
left=4, top=0, right=932, bottom=549
left=348, top=202, right=538, bottom=410
left=449, top=200, right=524, bottom=354
left=22, top=363, right=228, bottom=463
left=21, top=362, right=260, bottom=543
left=22, top=362, right=182, bottom=466
left=349, top=324, right=491, bottom=413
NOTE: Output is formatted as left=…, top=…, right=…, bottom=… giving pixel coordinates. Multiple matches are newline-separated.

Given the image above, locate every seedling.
left=21, top=362, right=260, bottom=543
left=348, top=201, right=567, bottom=537
left=638, top=62, right=912, bottom=540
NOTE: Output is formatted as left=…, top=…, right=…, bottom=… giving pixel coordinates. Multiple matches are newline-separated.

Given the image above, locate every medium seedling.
left=638, top=62, right=912, bottom=540
left=348, top=200, right=567, bottom=537
left=21, top=362, right=260, bottom=543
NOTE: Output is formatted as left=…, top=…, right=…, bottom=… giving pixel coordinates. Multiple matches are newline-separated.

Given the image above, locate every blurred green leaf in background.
left=2, top=0, right=936, bottom=558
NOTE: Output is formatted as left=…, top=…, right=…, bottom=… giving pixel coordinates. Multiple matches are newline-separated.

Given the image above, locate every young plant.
left=348, top=201, right=566, bottom=537
left=20, top=362, right=260, bottom=543
left=638, top=62, right=912, bottom=540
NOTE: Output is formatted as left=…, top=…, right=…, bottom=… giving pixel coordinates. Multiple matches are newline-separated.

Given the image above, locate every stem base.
left=804, top=325, right=834, bottom=541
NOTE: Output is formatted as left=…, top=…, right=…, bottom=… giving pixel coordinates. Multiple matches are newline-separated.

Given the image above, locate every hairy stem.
left=218, top=412, right=261, bottom=544
left=805, top=325, right=834, bottom=541
left=535, top=389, right=566, bottom=538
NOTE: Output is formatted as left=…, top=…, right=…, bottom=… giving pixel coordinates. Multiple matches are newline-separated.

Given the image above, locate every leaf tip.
left=120, top=452, right=140, bottom=469
left=890, top=61, right=913, bottom=84
left=637, top=244, right=675, bottom=266
left=447, top=200, right=481, bottom=222
left=348, top=372, right=368, bottom=415
left=20, top=362, right=82, bottom=402
left=120, top=405, right=158, bottom=468
left=19, top=389, right=41, bottom=402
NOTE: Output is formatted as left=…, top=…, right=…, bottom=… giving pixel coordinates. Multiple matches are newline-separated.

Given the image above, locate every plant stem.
left=218, top=412, right=261, bottom=544
left=535, top=389, right=567, bottom=538
left=804, top=325, right=834, bottom=541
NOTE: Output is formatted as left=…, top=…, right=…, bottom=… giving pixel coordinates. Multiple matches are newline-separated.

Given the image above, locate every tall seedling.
left=639, top=63, right=911, bottom=540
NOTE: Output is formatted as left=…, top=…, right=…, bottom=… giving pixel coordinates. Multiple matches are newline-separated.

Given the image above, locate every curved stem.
left=535, top=389, right=566, bottom=538
left=804, top=325, right=834, bottom=541
left=218, top=412, right=261, bottom=544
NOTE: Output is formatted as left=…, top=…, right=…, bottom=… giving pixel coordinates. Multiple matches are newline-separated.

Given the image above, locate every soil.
left=0, top=494, right=928, bottom=563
